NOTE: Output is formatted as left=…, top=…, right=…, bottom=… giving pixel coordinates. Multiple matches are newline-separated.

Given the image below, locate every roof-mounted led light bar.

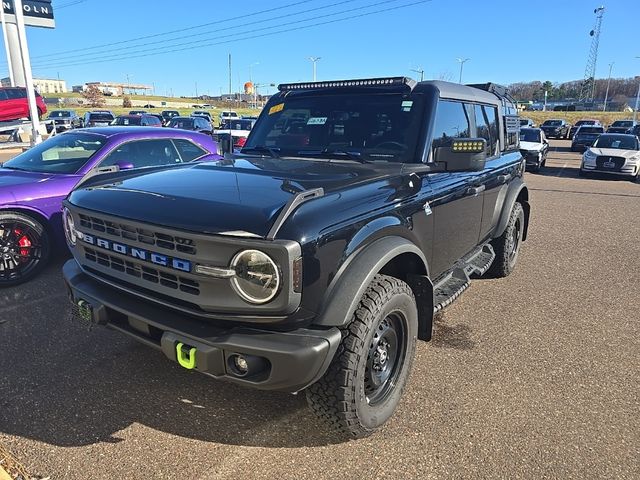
left=278, top=77, right=416, bottom=92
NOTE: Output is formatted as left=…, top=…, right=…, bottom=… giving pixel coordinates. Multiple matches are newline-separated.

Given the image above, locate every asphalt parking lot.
left=1, top=139, right=639, bottom=479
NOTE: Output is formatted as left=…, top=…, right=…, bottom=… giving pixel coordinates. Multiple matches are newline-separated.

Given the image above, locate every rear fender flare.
left=495, top=180, right=530, bottom=240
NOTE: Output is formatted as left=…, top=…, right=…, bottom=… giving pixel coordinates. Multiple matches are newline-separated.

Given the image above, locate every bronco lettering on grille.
left=80, top=233, right=192, bottom=273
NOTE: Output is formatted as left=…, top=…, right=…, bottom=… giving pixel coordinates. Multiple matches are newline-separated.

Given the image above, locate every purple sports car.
left=0, top=127, right=221, bottom=286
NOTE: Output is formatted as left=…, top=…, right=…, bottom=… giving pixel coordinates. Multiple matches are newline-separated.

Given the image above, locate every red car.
left=0, top=87, right=47, bottom=121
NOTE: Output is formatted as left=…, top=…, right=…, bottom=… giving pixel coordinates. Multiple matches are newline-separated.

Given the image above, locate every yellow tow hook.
left=176, top=342, right=197, bottom=370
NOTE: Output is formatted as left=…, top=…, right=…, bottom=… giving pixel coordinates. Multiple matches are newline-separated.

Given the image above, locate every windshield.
left=48, top=111, right=71, bottom=118
left=577, top=127, right=604, bottom=134
left=89, top=113, right=114, bottom=122
left=611, top=121, right=633, bottom=127
left=519, top=119, right=530, bottom=126
left=520, top=129, right=540, bottom=143
left=223, top=112, right=238, bottom=117
left=113, top=116, right=141, bottom=126
left=163, top=111, right=179, bottom=117
left=245, top=92, right=425, bottom=163
left=3, top=133, right=105, bottom=174
left=593, top=135, right=639, bottom=150
left=576, top=120, right=595, bottom=126
left=227, top=120, right=253, bottom=131
left=542, top=120, right=562, bottom=126
left=168, top=118, right=194, bottom=129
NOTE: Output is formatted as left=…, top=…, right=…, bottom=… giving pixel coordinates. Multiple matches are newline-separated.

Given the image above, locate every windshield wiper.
left=297, top=149, right=371, bottom=163
left=241, top=145, right=280, bottom=158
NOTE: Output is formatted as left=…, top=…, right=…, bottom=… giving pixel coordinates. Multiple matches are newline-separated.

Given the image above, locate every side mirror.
left=115, top=161, right=134, bottom=170
left=433, top=139, right=487, bottom=172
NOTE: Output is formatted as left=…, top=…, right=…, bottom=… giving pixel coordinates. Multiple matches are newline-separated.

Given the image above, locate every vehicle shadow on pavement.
left=0, top=264, right=343, bottom=449
left=430, top=312, right=475, bottom=350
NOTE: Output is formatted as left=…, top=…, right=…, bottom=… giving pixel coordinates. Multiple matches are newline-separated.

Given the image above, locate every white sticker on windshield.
left=401, top=101, right=413, bottom=112
left=307, top=117, right=327, bottom=125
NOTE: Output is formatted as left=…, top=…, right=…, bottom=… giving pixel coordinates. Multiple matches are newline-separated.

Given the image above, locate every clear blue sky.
left=2, top=0, right=639, bottom=97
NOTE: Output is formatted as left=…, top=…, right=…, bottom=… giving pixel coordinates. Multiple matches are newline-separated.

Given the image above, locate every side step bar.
left=432, top=244, right=495, bottom=313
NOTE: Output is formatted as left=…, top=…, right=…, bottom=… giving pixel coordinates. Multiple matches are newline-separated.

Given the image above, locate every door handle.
left=466, top=185, right=485, bottom=195
left=497, top=173, right=512, bottom=183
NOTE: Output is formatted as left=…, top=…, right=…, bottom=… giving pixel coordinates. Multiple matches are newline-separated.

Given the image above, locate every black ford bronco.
left=62, top=77, right=530, bottom=438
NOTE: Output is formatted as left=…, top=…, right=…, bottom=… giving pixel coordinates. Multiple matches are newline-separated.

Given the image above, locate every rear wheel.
left=488, top=202, right=524, bottom=278
left=306, top=274, right=418, bottom=439
left=0, top=212, right=50, bottom=287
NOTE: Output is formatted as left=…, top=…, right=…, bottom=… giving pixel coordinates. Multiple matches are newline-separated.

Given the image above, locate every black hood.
left=67, top=157, right=400, bottom=238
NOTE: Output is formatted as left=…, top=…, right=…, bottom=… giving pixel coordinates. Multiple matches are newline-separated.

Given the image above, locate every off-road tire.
left=306, top=274, right=418, bottom=439
left=487, top=202, right=524, bottom=278
left=0, top=211, right=50, bottom=287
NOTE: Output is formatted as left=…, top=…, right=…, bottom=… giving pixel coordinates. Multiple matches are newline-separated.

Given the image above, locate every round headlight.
left=231, top=249, right=280, bottom=304
left=62, top=207, right=77, bottom=246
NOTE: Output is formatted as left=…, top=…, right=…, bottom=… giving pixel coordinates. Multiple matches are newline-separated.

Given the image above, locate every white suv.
left=219, top=110, right=239, bottom=125
left=580, top=133, right=640, bottom=180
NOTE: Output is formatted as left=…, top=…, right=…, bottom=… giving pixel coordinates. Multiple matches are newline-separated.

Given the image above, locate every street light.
left=456, top=57, right=470, bottom=84
left=253, top=82, right=276, bottom=109
left=603, top=62, right=614, bottom=112
left=308, top=56, right=321, bottom=81
left=634, top=57, right=640, bottom=124
left=410, top=68, right=425, bottom=82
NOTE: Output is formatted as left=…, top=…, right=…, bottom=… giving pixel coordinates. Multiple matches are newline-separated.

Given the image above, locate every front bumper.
left=521, top=151, right=541, bottom=168
left=581, top=163, right=639, bottom=177
left=63, top=259, right=340, bottom=392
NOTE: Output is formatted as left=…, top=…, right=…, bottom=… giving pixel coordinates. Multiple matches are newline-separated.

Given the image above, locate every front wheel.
left=488, top=202, right=524, bottom=278
left=0, top=211, right=50, bottom=287
left=306, top=274, right=418, bottom=439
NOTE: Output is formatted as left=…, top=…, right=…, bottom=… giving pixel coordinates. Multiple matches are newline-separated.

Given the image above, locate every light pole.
left=410, top=68, right=425, bottom=81
left=603, top=62, right=614, bottom=112
left=634, top=57, right=640, bottom=124
left=456, top=57, right=470, bottom=84
left=308, top=56, right=321, bottom=81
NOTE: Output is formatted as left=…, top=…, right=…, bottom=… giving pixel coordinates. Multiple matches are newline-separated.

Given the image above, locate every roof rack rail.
left=467, top=83, right=515, bottom=102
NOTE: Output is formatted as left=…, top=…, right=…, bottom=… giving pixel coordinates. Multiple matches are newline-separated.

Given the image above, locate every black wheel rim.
left=0, top=220, right=43, bottom=282
left=507, top=218, right=522, bottom=262
left=364, top=312, right=408, bottom=406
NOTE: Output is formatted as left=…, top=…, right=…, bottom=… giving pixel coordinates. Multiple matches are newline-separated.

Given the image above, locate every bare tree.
left=122, top=96, right=132, bottom=108
left=82, top=84, right=105, bottom=107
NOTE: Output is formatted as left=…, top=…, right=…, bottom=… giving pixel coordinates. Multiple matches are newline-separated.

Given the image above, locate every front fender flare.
left=314, top=236, right=429, bottom=327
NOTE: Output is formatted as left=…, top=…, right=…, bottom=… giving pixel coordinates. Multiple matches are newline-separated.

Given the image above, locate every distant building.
left=1, top=77, right=67, bottom=94
left=71, top=82, right=153, bottom=96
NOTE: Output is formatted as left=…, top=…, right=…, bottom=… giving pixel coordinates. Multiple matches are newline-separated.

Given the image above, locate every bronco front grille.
left=79, top=214, right=197, bottom=255
left=84, top=247, right=200, bottom=296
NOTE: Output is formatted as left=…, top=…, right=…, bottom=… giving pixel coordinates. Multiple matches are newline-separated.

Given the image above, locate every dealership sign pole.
left=0, top=6, right=14, bottom=86
left=1, top=0, right=55, bottom=145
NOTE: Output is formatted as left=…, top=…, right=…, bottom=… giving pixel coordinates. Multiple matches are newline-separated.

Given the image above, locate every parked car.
left=520, top=127, right=548, bottom=172
left=570, top=125, right=605, bottom=152
left=83, top=111, right=115, bottom=127
left=569, top=119, right=601, bottom=139
left=161, top=110, right=180, bottom=125
left=0, top=127, right=222, bottom=286
left=167, top=116, right=213, bottom=135
left=580, top=133, right=640, bottom=180
left=45, top=109, right=83, bottom=133
left=540, top=119, right=571, bottom=139
left=129, top=110, right=147, bottom=116
left=214, top=118, right=255, bottom=151
left=628, top=124, right=640, bottom=138
left=113, top=114, right=163, bottom=127
left=0, top=87, right=47, bottom=122
left=191, top=110, right=213, bottom=124
left=142, top=104, right=156, bottom=109
left=219, top=110, right=239, bottom=125
left=606, top=120, right=636, bottom=134
left=61, top=77, right=530, bottom=438
left=519, top=118, right=535, bottom=128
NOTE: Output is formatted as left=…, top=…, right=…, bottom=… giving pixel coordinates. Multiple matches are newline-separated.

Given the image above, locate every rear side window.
left=432, top=100, right=471, bottom=149
left=173, top=138, right=207, bottom=161
left=0, top=90, right=7, bottom=100
left=483, top=106, right=499, bottom=155
left=6, top=89, right=23, bottom=99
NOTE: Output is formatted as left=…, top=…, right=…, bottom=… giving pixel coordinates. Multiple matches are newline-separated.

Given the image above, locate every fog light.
left=234, top=355, right=249, bottom=374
